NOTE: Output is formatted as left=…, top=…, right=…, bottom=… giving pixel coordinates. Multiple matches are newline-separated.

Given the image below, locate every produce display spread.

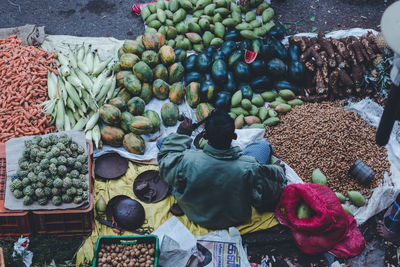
left=0, top=0, right=395, bottom=236
left=8, top=133, right=89, bottom=206
left=0, top=35, right=57, bottom=143
left=265, top=102, right=390, bottom=196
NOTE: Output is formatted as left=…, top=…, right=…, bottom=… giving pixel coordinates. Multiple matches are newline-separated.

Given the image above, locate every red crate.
left=31, top=140, right=95, bottom=236
left=0, top=143, right=33, bottom=238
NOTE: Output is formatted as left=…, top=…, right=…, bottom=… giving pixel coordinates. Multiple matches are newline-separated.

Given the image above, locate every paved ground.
left=0, top=0, right=396, bottom=40
left=0, top=0, right=145, bottom=40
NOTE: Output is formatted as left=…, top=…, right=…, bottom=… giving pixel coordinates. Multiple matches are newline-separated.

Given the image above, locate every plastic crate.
left=31, top=140, right=95, bottom=236
left=0, top=143, right=33, bottom=237
left=92, top=235, right=159, bottom=267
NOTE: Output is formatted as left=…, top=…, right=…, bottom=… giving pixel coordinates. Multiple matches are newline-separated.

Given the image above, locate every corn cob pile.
left=41, top=45, right=117, bottom=148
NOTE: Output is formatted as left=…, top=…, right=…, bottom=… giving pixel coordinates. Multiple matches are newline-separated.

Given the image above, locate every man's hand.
left=274, top=159, right=286, bottom=174
left=177, top=115, right=193, bottom=136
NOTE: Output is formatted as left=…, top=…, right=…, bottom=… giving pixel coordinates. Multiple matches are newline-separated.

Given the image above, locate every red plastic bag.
left=275, top=183, right=365, bottom=258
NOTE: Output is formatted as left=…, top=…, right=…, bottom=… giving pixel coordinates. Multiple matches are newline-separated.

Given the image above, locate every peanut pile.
left=97, top=243, right=155, bottom=267
left=265, top=102, right=391, bottom=196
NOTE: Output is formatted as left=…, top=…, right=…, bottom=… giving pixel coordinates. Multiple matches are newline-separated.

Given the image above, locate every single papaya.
left=153, top=64, right=168, bottom=82
left=120, top=53, right=140, bottom=69
left=133, top=61, right=153, bottom=83
left=100, top=126, right=125, bottom=147
left=153, top=79, right=170, bottom=100
left=123, top=133, right=145, bottom=155
left=99, top=104, right=121, bottom=126
left=123, top=73, right=142, bottom=96
left=108, top=97, right=126, bottom=111
left=168, top=62, right=184, bottom=84
left=161, top=102, right=179, bottom=126
left=127, top=97, right=146, bottom=115
left=169, top=82, right=186, bottom=104
left=140, top=83, right=153, bottom=104
left=143, top=110, right=161, bottom=133
left=159, top=45, right=176, bottom=65
left=129, top=116, right=153, bottom=135
left=186, top=82, right=201, bottom=108
left=121, top=111, right=135, bottom=133
left=196, top=102, right=215, bottom=122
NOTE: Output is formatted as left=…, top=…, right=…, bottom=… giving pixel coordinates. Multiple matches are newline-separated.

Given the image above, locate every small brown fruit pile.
left=265, top=102, right=391, bottom=196
left=97, top=243, right=155, bottom=267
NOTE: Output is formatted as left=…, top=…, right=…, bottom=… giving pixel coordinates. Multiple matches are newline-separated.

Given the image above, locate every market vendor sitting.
left=157, top=109, right=287, bottom=229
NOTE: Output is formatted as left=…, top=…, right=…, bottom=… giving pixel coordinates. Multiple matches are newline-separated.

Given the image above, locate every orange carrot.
left=0, top=36, right=57, bottom=142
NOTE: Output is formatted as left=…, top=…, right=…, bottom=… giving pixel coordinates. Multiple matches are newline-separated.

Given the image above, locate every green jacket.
left=157, top=133, right=287, bottom=229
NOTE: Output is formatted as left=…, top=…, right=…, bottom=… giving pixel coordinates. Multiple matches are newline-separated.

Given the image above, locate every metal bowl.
left=94, top=153, right=128, bottom=180
left=106, top=195, right=145, bottom=232
left=133, top=170, right=170, bottom=203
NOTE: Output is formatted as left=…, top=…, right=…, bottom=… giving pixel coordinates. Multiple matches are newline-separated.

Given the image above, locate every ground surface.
left=0, top=0, right=398, bottom=266
left=0, top=0, right=395, bottom=40
left=0, top=235, right=83, bottom=267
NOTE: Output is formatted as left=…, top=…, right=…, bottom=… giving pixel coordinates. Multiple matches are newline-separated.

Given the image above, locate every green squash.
left=184, top=54, right=197, bottom=72
left=185, top=72, right=203, bottom=84
left=195, top=53, right=212, bottom=73
left=238, top=83, right=253, bottom=99
left=211, top=59, right=228, bottom=86
left=266, top=58, right=287, bottom=78
left=250, top=75, right=272, bottom=93
left=234, top=61, right=251, bottom=82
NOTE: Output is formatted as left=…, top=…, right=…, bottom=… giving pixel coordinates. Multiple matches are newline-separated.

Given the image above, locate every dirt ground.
left=271, top=0, right=395, bottom=35
left=0, top=0, right=396, bottom=40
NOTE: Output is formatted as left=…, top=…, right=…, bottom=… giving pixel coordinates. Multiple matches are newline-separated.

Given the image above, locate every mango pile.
left=140, top=0, right=276, bottom=52
left=230, top=89, right=302, bottom=129
left=296, top=168, right=367, bottom=219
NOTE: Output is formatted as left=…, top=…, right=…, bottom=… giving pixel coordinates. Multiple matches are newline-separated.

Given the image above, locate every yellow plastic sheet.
left=76, top=162, right=278, bottom=266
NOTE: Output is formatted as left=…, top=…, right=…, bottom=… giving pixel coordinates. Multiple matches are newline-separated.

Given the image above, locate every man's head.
left=204, top=109, right=237, bottom=149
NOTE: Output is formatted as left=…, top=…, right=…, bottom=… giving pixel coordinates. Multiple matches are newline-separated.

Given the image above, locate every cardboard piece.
left=0, top=24, right=45, bottom=46
left=4, top=130, right=89, bottom=211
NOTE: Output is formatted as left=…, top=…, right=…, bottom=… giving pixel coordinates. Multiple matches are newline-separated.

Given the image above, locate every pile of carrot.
left=0, top=35, right=58, bottom=143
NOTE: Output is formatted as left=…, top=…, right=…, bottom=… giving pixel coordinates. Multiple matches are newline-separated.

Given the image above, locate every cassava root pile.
left=289, top=31, right=387, bottom=101
left=265, top=102, right=390, bottom=195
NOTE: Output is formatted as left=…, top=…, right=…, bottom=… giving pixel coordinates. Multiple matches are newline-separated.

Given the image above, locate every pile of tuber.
left=289, top=31, right=388, bottom=101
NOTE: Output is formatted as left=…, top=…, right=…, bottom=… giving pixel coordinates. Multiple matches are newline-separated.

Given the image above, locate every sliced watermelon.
left=244, top=49, right=257, bottom=64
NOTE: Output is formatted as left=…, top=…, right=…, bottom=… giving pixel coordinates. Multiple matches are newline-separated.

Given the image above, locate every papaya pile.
left=100, top=32, right=186, bottom=154
left=139, top=0, right=276, bottom=52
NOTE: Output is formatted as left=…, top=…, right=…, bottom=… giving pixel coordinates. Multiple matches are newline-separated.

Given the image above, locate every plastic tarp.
left=76, top=162, right=278, bottom=266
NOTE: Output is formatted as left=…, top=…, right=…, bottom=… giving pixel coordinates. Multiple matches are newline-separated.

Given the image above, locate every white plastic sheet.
left=345, top=98, right=400, bottom=225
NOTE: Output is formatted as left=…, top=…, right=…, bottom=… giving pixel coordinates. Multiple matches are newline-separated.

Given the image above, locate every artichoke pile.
left=9, top=133, right=89, bottom=206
